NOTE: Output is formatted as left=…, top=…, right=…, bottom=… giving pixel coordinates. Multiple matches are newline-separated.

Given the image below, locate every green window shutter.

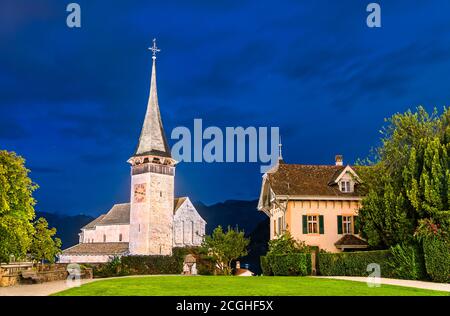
left=319, top=215, right=324, bottom=234
left=302, top=215, right=308, bottom=234
left=353, top=216, right=359, bottom=234
left=337, top=215, right=343, bottom=234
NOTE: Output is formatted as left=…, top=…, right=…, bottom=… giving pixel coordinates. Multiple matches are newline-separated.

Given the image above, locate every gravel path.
left=315, top=276, right=450, bottom=292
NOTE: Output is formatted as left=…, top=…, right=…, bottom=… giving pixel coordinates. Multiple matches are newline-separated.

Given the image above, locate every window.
left=307, top=215, right=318, bottom=234
left=342, top=216, right=353, bottom=234
left=103, top=234, right=106, bottom=242
left=340, top=181, right=352, bottom=193
left=119, top=233, right=123, bottom=242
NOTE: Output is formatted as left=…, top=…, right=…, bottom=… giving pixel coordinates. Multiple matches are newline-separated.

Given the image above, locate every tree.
left=30, top=217, right=62, bottom=263
left=358, top=107, right=450, bottom=248
left=201, top=226, right=250, bottom=275
left=266, top=232, right=312, bottom=256
left=0, top=150, right=37, bottom=262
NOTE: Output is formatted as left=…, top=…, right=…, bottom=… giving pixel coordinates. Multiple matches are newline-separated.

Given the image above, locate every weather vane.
left=149, top=38, right=160, bottom=58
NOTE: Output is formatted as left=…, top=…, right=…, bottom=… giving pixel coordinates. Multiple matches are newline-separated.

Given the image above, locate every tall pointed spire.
left=133, top=39, right=171, bottom=158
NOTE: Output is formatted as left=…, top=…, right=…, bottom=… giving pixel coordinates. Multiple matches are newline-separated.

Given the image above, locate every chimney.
left=335, top=155, right=343, bottom=166
left=236, top=261, right=240, bottom=269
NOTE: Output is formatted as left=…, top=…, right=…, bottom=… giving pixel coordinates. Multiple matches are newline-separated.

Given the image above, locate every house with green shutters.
left=257, top=155, right=368, bottom=252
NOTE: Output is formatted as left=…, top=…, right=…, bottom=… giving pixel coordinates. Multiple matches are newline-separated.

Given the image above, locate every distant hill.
left=36, top=211, right=95, bottom=249
left=194, top=199, right=266, bottom=235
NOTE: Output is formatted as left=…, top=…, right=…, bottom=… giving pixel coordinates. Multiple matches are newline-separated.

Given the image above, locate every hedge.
left=318, top=250, right=395, bottom=278
left=91, top=247, right=218, bottom=278
left=423, top=238, right=450, bottom=283
left=260, top=254, right=311, bottom=276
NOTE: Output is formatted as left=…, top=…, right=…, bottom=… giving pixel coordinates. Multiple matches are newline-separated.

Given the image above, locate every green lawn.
left=54, top=276, right=449, bottom=296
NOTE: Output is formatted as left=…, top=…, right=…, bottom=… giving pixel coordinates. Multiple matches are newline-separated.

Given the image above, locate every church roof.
left=133, top=43, right=171, bottom=158
left=82, top=214, right=106, bottom=230
left=174, top=197, right=187, bottom=214
left=99, top=203, right=131, bottom=226
left=266, top=164, right=365, bottom=197
left=61, top=242, right=129, bottom=256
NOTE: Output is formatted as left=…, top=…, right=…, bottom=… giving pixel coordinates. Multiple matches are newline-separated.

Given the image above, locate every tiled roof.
left=334, top=234, right=368, bottom=247
left=98, top=203, right=130, bottom=226
left=61, top=242, right=129, bottom=255
left=82, top=214, right=106, bottom=229
left=267, top=163, right=365, bottom=197
left=174, top=197, right=187, bottom=214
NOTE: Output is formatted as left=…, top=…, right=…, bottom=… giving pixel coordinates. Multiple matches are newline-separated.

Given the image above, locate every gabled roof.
left=61, top=242, right=129, bottom=255
left=174, top=197, right=187, bottom=214
left=334, top=234, right=368, bottom=248
left=99, top=203, right=130, bottom=226
left=82, top=214, right=106, bottom=230
left=265, top=163, right=364, bottom=198
left=133, top=54, right=171, bottom=158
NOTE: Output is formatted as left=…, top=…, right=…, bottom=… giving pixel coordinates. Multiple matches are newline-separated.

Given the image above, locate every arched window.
left=119, top=233, right=123, bottom=242
left=103, top=234, right=106, bottom=242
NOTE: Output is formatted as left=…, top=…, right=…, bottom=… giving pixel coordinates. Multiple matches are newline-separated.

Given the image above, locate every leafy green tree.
left=0, top=150, right=37, bottom=262
left=359, top=107, right=450, bottom=247
left=201, top=226, right=249, bottom=275
left=266, top=232, right=312, bottom=256
left=30, top=217, right=62, bottom=263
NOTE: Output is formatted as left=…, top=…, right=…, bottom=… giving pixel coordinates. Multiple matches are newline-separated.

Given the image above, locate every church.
left=59, top=40, right=206, bottom=263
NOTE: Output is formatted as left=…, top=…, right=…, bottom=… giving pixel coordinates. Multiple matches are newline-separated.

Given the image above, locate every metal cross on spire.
left=278, top=135, right=283, bottom=161
left=149, top=38, right=160, bottom=59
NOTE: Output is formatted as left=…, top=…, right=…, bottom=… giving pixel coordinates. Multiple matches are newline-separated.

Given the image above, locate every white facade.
left=173, top=198, right=206, bottom=247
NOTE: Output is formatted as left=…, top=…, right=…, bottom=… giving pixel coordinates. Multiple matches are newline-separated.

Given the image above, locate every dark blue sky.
left=2, top=0, right=450, bottom=216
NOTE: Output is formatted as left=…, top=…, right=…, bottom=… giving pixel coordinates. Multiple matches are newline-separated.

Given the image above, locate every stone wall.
left=0, top=263, right=93, bottom=287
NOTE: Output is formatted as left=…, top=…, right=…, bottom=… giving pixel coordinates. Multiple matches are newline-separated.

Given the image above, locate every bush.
left=423, top=238, right=450, bottom=283
left=260, top=256, right=272, bottom=276
left=93, top=256, right=126, bottom=278
left=92, top=248, right=190, bottom=278
left=260, top=254, right=311, bottom=276
left=122, top=247, right=188, bottom=275
left=318, top=250, right=394, bottom=277
left=388, top=244, right=426, bottom=280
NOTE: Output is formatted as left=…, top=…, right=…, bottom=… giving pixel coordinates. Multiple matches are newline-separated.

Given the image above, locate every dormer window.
left=340, top=180, right=352, bottom=193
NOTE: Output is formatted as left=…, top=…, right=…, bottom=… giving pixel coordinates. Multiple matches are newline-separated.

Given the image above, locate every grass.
left=53, top=276, right=449, bottom=296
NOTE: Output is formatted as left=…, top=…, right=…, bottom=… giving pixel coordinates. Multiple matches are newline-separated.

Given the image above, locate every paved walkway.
left=0, top=275, right=184, bottom=296
left=316, top=276, right=450, bottom=292
left=0, top=279, right=95, bottom=296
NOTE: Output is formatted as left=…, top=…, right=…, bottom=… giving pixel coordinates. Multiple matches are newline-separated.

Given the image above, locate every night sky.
left=2, top=0, right=450, bottom=216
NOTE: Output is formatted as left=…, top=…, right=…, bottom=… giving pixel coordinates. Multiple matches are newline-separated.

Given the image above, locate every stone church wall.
left=173, top=199, right=205, bottom=247
left=81, top=224, right=130, bottom=243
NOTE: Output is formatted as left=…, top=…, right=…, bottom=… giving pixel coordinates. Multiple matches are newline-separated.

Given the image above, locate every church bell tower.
left=128, top=39, right=176, bottom=256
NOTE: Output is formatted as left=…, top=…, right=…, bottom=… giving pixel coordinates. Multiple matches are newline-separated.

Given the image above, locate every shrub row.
left=260, top=253, right=311, bottom=276
left=318, top=250, right=395, bottom=278
left=423, top=238, right=450, bottom=283
left=92, top=247, right=216, bottom=278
